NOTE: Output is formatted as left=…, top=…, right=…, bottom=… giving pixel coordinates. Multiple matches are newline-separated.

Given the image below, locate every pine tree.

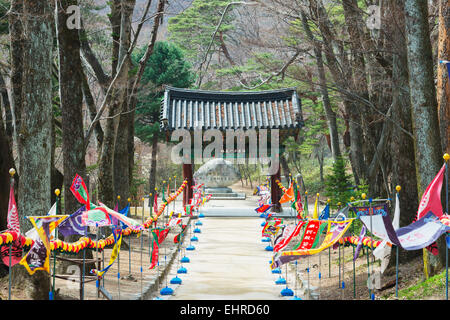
left=324, top=156, right=353, bottom=209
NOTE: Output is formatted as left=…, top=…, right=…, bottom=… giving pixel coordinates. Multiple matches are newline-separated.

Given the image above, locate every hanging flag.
left=7, top=182, right=20, bottom=233
left=312, top=195, right=319, bottom=219
left=70, top=174, right=91, bottom=210
left=81, top=207, right=112, bottom=227
left=273, top=221, right=306, bottom=252
left=294, top=191, right=304, bottom=219
left=395, top=212, right=450, bottom=251
left=174, top=224, right=187, bottom=244
left=319, top=203, right=330, bottom=220
left=417, top=164, right=445, bottom=220
left=372, top=193, right=401, bottom=272
left=293, top=220, right=325, bottom=250
left=58, top=206, right=87, bottom=238
left=91, top=227, right=122, bottom=278
left=97, top=203, right=142, bottom=230
left=153, top=193, right=158, bottom=213
left=20, top=215, right=68, bottom=275
left=279, top=182, right=294, bottom=204
left=262, top=218, right=283, bottom=238
left=2, top=178, right=22, bottom=266
left=25, top=202, right=58, bottom=241
left=272, top=219, right=354, bottom=269
left=311, top=222, right=328, bottom=248
left=256, top=203, right=273, bottom=214
left=353, top=225, right=366, bottom=261
left=111, top=204, right=131, bottom=229
left=0, top=237, right=24, bottom=267
left=149, top=227, right=169, bottom=269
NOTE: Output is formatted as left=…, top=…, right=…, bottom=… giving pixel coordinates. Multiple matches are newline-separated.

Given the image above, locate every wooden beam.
left=270, top=165, right=282, bottom=212
left=183, top=163, right=193, bottom=207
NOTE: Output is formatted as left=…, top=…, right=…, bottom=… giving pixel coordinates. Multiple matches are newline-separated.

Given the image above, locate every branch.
left=84, top=0, right=162, bottom=150
left=238, top=48, right=301, bottom=90
left=79, top=20, right=111, bottom=91
left=196, top=1, right=259, bottom=87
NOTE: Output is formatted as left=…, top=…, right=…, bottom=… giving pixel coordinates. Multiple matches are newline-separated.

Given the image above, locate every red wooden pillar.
left=183, top=163, right=193, bottom=207
left=271, top=165, right=282, bottom=212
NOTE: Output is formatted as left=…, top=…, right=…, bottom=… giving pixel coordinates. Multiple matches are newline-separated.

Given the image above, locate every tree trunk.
left=0, top=71, right=15, bottom=229
left=114, top=97, right=131, bottom=208
left=9, top=0, right=24, bottom=162
left=437, top=0, right=450, bottom=154
left=307, top=0, right=365, bottom=183
left=98, top=0, right=135, bottom=208
left=0, top=110, right=15, bottom=230
left=16, top=0, right=54, bottom=299
left=299, top=9, right=341, bottom=161
left=388, top=0, right=420, bottom=262
left=148, top=133, right=159, bottom=206
left=0, top=73, right=14, bottom=147
left=405, top=0, right=445, bottom=273
left=56, top=0, right=87, bottom=215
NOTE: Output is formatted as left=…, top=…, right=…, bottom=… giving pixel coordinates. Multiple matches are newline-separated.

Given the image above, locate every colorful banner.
left=319, top=203, right=330, bottom=220
left=294, top=193, right=304, bottom=220
left=0, top=238, right=23, bottom=266
left=312, top=196, right=319, bottom=219
left=20, top=215, right=68, bottom=275
left=70, top=174, right=90, bottom=210
left=354, top=200, right=450, bottom=253
left=100, top=204, right=142, bottom=230
left=262, top=218, right=283, bottom=238
left=174, top=224, right=187, bottom=244
left=149, top=227, right=169, bottom=269
left=372, top=194, right=400, bottom=272
left=293, top=220, right=325, bottom=250
left=353, top=225, right=366, bottom=261
left=352, top=204, right=393, bottom=242
left=272, top=219, right=354, bottom=269
left=395, top=212, right=450, bottom=251
left=91, top=227, right=122, bottom=278
left=81, top=207, right=112, bottom=227
left=279, top=182, right=294, bottom=204
left=55, top=206, right=87, bottom=238
left=7, top=183, right=20, bottom=233
left=417, top=164, right=445, bottom=219
left=273, top=221, right=306, bottom=252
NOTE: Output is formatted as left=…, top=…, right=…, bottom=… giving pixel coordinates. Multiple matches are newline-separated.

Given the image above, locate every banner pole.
left=149, top=193, right=153, bottom=264
left=8, top=168, right=15, bottom=300
left=307, top=255, right=310, bottom=300
left=8, top=242, right=11, bottom=300
left=444, top=153, right=449, bottom=300
left=350, top=197, right=356, bottom=298
left=128, top=198, right=132, bottom=276
left=51, top=189, right=60, bottom=300
left=342, top=242, right=345, bottom=300
left=141, top=197, right=144, bottom=300
left=338, top=242, right=341, bottom=290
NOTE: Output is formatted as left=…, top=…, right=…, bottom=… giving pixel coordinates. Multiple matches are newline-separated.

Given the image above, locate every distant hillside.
left=92, top=0, right=194, bottom=43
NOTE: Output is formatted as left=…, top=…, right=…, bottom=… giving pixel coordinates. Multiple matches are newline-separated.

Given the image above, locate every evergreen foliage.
left=133, top=41, right=195, bottom=143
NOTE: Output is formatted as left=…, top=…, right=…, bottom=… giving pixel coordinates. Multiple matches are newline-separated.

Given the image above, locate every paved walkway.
left=157, top=217, right=294, bottom=300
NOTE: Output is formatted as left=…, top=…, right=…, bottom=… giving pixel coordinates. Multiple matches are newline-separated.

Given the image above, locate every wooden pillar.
left=183, top=163, right=193, bottom=207
left=271, top=165, right=282, bottom=212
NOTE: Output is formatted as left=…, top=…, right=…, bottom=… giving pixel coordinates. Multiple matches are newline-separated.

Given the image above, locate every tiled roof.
left=160, top=86, right=304, bottom=131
